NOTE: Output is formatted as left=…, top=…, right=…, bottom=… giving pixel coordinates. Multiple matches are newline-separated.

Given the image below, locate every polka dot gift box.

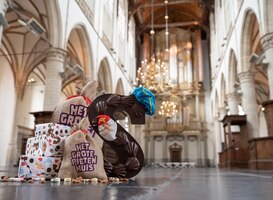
left=18, top=81, right=99, bottom=179
left=25, top=135, right=46, bottom=156
left=18, top=155, right=62, bottom=179
left=18, top=123, right=73, bottom=178
left=26, top=123, right=72, bottom=157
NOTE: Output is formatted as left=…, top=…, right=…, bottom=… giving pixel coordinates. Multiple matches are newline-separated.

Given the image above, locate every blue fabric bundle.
left=132, top=87, right=155, bottom=116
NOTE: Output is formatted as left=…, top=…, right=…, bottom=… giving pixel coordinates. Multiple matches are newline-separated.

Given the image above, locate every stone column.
left=226, top=92, right=240, bottom=115
left=202, top=135, right=209, bottom=166
left=43, top=48, right=66, bottom=111
left=261, top=32, right=273, bottom=99
left=163, top=135, right=167, bottom=162
left=144, top=135, right=149, bottom=165
left=184, top=136, right=189, bottom=162
left=260, top=33, right=273, bottom=136
left=169, top=33, right=178, bottom=85
left=238, top=71, right=259, bottom=138
left=150, top=135, right=155, bottom=164
left=194, top=29, right=203, bottom=82
left=197, top=135, right=202, bottom=166
left=218, top=107, right=226, bottom=144
left=186, top=47, right=193, bottom=85
left=195, top=94, right=200, bottom=120
left=214, top=116, right=223, bottom=154
left=6, top=86, right=24, bottom=166
left=0, top=0, right=8, bottom=45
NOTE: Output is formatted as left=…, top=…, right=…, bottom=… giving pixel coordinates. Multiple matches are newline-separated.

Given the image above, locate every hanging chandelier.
left=134, top=1, right=196, bottom=134
left=158, top=1, right=178, bottom=118
left=159, top=96, right=187, bottom=133
left=158, top=100, right=178, bottom=117
left=136, top=0, right=170, bottom=93
left=136, top=0, right=178, bottom=115
left=136, top=57, right=169, bottom=92
left=135, top=0, right=190, bottom=132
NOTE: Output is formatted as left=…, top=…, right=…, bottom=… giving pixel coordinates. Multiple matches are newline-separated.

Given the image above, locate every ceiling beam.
left=139, top=21, right=200, bottom=33
left=129, top=0, right=199, bottom=18
left=142, top=0, right=198, bottom=8
left=146, top=21, right=200, bottom=29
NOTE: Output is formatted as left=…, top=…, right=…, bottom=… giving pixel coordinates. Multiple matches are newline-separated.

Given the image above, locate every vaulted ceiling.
left=128, top=0, right=212, bottom=36
left=2, top=0, right=87, bottom=94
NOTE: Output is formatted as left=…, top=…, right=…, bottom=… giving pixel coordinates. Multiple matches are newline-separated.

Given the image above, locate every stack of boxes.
left=18, top=123, right=73, bottom=178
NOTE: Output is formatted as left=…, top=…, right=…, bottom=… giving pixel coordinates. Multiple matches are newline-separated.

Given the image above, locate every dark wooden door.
left=170, top=150, right=181, bottom=162
left=169, top=143, right=182, bottom=162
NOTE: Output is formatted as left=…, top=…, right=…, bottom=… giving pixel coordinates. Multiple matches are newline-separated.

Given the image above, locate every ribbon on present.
left=31, top=123, right=73, bottom=156
left=66, top=95, right=92, bottom=105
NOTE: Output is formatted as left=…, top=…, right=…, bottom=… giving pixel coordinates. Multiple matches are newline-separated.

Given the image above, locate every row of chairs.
left=152, top=162, right=196, bottom=168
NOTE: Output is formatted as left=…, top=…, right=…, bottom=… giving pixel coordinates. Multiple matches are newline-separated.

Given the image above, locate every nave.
left=1, top=167, right=273, bottom=200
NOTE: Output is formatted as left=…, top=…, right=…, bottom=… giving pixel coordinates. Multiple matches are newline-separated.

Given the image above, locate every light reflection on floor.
left=0, top=167, right=273, bottom=200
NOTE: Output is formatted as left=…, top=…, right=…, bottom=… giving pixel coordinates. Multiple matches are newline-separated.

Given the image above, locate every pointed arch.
left=115, top=78, right=125, bottom=95
left=220, top=73, right=226, bottom=108
left=240, top=9, right=259, bottom=72
left=228, top=49, right=238, bottom=93
left=263, top=0, right=273, bottom=33
left=65, top=24, right=93, bottom=77
left=62, top=24, right=94, bottom=97
left=214, top=90, right=220, bottom=117
left=98, top=58, right=112, bottom=93
left=240, top=8, right=269, bottom=105
left=45, top=1, right=63, bottom=47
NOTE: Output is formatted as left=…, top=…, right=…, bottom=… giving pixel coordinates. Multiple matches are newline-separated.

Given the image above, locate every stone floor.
left=1, top=167, right=273, bottom=200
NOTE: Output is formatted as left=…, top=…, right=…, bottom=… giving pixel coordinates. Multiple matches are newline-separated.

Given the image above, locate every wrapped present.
left=18, top=155, right=62, bottom=178
left=34, top=123, right=72, bottom=137
left=43, top=133, right=68, bottom=157
left=31, top=123, right=73, bottom=156
left=25, top=135, right=46, bottom=156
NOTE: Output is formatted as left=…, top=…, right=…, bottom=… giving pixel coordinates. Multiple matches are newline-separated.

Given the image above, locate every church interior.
left=0, top=0, right=273, bottom=199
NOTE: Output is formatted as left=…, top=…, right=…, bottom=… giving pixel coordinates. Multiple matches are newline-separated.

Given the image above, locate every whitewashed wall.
left=0, top=58, right=16, bottom=166
left=209, top=0, right=269, bottom=165
left=0, top=0, right=139, bottom=166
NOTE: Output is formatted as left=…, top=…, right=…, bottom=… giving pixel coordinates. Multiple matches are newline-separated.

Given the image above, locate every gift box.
left=18, top=155, right=62, bottom=178
left=29, top=123, right=73, bottom=156
left=43, top=133, right=68, bottom=156
left=34, top=123, right=72, bottom=137
left=25, top=135, right=46, bottom=156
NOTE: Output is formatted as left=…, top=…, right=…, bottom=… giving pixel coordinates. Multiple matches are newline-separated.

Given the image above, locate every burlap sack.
left=78, top=117, right=103, bottom=149
left=51, top=80, right=98, bottom=127
left=58, top=130, right=107, bottom=179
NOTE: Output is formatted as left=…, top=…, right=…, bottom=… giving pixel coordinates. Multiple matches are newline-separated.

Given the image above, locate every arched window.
left=118, top=0, right=126, bottom=39
left=103, top=0, right=115, bottom=44
left=104, top=0, right=114, bottom=15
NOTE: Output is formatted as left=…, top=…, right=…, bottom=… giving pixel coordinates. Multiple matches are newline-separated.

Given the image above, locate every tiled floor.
left=1, top=167, right=273, bottom=200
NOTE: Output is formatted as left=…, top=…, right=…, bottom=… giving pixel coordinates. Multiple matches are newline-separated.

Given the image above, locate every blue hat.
left=132, top=87, right=155, bottom=116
